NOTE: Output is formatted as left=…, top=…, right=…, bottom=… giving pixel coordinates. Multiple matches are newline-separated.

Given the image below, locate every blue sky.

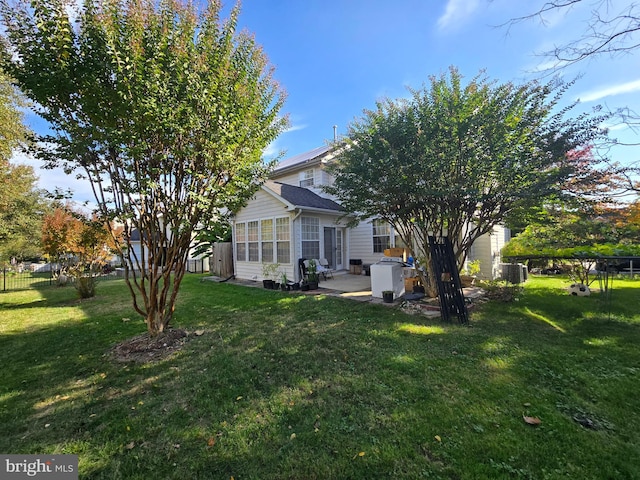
left=16, top=0, right=640, bottom=203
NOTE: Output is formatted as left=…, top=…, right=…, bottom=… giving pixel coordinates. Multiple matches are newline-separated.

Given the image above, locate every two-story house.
left=232, top=145, right=509, bottom=283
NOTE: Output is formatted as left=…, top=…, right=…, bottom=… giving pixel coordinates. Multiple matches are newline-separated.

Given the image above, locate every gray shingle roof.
left=264, top=181, right=343, bottom=212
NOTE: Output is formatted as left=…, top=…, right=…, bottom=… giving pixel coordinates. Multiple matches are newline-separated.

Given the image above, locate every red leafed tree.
left=561, top=145, right=621, bottom=206
left=42, top=206, right=121, bottom=297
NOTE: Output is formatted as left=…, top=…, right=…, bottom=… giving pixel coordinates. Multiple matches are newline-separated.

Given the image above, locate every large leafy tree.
left=1, top=0, right=287, bottom=334
left=327, top=67, right=608, bottom=292
left=42, top=205, right=121, bottom=297
left=0, top=71, right=48, bottom=262
left=0, top=161, right=49, bottom=262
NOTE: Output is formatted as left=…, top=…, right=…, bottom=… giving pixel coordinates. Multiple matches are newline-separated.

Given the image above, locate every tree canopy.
left=326, top=67, right=609, bottom=291
left=1, top=0, right=287, bottom=334
left=0, top=71, right=47, bottom=262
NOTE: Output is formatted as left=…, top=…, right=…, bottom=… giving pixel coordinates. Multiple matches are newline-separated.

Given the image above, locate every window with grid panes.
left=235, top=222, right=246, bottom=262
left=261, top=219, right=274, bottom=263
left=275, top=217, right=290, bottom=263
left=372, top=219, right=391, bottom=253
left=247, top=221, right=259, bottom=262
left=301, top=216, right=320, bottom=259
left=299, top=169, right=314, bottom=188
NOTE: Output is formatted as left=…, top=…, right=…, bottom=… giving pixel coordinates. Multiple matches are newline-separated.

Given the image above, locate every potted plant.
left=306, top=259, right=319, bottom=290
left=382, top=290, right=394, bottom=303
left=281, top=272, right=290, bottom=291
left=460, top=259, right=481, bottom=287
left=261, top=262, right=280, bottom=289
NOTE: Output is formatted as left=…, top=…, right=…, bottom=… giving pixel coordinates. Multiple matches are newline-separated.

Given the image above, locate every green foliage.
left=466, top=259, right=481, bottom=276
left=1, top=275, right=640, bottom=478
left=327, top=67, right=609, bottom=289
left=261, top=261, right=280, bottom=281
left=0, top=71, right=29, bottom=163
left=0, top=0, right=287, bottom=334
left=503, top=204, right=640, bottom=259
left=0, top=161, right=50, bottom=262
left=480, top=279, right=524, bottom=302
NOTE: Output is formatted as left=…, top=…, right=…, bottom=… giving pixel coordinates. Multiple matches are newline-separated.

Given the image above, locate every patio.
left=317, top=271, right=373, bottom=301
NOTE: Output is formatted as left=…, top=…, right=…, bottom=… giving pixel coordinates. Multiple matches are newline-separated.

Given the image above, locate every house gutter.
left=286, top=205, right=347, bottom=216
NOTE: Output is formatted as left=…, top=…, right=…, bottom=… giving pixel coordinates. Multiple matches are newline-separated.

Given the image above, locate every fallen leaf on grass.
left=523, top=415, right=542, bottom=426
left=125, top=442, right=135, bottom=450
left=207, top=437, right=216, bottom=447
left=434, top=435, right=441, bottom=442
left=194, top=329, right=205, bottom=336
left=352, top=451, right=365, bottom=459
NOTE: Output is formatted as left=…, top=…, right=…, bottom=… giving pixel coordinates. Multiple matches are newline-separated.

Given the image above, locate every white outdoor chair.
left=318, top=258, right=334, bottom=279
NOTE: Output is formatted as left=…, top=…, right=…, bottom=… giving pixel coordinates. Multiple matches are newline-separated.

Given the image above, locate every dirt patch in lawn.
left=110, top=328, right=191, bottom=363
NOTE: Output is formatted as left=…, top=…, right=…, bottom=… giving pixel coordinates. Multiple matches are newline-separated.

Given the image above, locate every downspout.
left=292, top=208, right=303, bottom=282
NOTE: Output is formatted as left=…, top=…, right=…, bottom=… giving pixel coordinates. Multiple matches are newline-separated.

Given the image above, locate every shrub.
left=480, top=280, right=524, bottom=302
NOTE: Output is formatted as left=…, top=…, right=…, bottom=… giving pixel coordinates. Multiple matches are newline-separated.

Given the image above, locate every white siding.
left=469, top=225, right=510, bottom=280
left=272, top=166, right=335, bottom=192
left=271, top=170, right=300, bottom=186
left=348, top=221, right=384, bottom=267
left=233, top=189, right=296, bottom=282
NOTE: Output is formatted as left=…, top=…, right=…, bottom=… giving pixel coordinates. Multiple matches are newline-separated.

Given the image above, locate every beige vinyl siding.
left=469, top=225, right=510, bottom=280
left=233, top=189, right=295, bottom=281
left=347, top=221, right=384, bottom=266
left=271, top=170, right=306, bottom=186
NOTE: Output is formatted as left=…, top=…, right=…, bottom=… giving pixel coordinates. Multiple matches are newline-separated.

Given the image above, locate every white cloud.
left=11, top=150, right=96, bottom=204
left=578, top=79, right=640, bottom=102
left=437, top=0, right=480, bottom=31
left=283, top=124, right=307, bottom=134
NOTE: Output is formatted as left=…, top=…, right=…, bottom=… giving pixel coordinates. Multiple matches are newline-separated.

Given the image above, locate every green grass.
left=1, top=275, right=639, bottom=479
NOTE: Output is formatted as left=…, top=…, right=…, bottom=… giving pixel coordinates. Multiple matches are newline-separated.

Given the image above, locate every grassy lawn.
left=1, top=275, right=639, bottom=479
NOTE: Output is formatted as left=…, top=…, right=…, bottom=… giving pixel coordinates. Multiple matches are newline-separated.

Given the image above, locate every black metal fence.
left=1, top=269, right=53, bottom=292
left=0, top=267, right=122, bottom=293
left=2, top=259, right=211, bottom=293
left=186, top=258, right=209, bottom=274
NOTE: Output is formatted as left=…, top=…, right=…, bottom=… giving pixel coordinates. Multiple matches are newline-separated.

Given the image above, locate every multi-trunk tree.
left=326, top=67, right=609, bottom=294
left=1, top=0, right=287, bottom=334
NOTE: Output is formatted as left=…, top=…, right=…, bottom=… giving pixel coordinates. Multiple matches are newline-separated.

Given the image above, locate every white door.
left=336, top=229, right=344, bottom=270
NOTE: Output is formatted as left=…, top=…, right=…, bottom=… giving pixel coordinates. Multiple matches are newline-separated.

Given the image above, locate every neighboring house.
left=126, top=224, right=209, bottom=272
left=232, top=145, right=508, bottom=283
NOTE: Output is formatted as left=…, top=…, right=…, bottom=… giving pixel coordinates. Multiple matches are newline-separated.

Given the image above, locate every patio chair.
left=317, top=258, right=334, bottom=280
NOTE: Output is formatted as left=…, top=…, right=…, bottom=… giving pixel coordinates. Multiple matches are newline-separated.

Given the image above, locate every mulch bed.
left=110, top=328, right=190, bottom=363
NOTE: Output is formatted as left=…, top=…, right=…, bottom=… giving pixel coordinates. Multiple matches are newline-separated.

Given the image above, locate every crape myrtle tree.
left=326, top=67, right=608, bottom=294
left=0, top=0, right=287, bottom=335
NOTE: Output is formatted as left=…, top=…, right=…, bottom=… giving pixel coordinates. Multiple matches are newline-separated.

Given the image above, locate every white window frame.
left=235, top=222, right=246, bottom=262
left=247, top=221, right=259, bottom=262
left=275, top=217, right=291, bottom=264
left=301, top=216, right=320, bottom=259
left=261, top=218, right=274, bottom=263
left=299, top=168, right=315, bottom=188
left=372, top=219, right=392, bottom=253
